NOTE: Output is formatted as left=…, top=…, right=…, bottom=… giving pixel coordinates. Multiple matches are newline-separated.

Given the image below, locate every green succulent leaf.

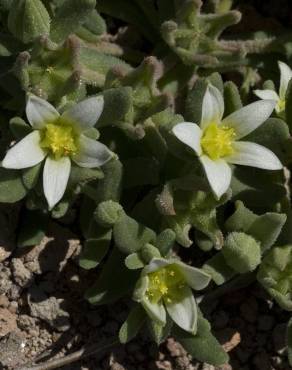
left=84, top=159, right=123, bottom=203
left=125, top=253, right=145, bottom=270
left=79, top=228, right=112, bottom=270
left=50, top=0, right=96, bottom=43
left=113, top=213, right=156, bottom=254
left=94, top=200, right=124, bottom=228
left=10, top=117, right=32, bottom=139
left=8, top=0, right=51, bottom=44
left=140, top=243, right=161, bottom=264
left=155, top=229, right=176, bottom=257
left=203, top=253, right=236, bottom=285
left=85, top=248, right=139, bottom=305
left=0, top=168, right=28, bottom=203
left=119, top=304, right=146, bottom=344
left=226, top=202, right=287, bottom=253
left=147, top=315, right=173, bottom=345
left=83, top=9, right=107, bottom=35
left=17, top=210, right=47, bottom=248
left=22, top=163, right=42, bottom=191
left=257, top=245, right=292, bottom=311
left=97, top=87, right=133, bottom=128
left=245, top=118, right=289, bottom=162
left=222, top=232, right=262, bottom=274
left=223, top=81, right=242, bottom=116
left=174, top=313, right=229, bottom=366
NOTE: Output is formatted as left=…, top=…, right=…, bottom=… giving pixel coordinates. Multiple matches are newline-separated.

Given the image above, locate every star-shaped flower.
left=254, top=61, right=292, bottom=117
left=172, top=85, right=283, bottom=198
left=2, top=95, right=113, bottom=209
left=133, top=258, right=211, bottom=334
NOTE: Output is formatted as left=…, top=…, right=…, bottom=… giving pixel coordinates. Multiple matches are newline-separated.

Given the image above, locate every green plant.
left=1, top=0, right=292, bottom=367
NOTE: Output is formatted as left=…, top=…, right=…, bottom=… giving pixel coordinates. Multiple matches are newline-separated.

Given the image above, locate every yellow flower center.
left=40, top=122, right=78, bottom=160
left=146, top=265, right=186, bottom=304
left=201, top=122, right=235, bottom=160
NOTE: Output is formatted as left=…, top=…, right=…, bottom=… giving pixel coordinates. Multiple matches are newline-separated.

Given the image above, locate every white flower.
left=172, top=85, right=283, bottom=198
left=133, top=258, right=211, bottom=334
left=254, top=61, right=292, bottom=116
left=2, top=94, right=113, bottom=209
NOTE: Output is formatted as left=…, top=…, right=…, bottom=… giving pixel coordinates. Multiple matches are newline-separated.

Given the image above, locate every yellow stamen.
left=146, top=265, right=186, bottom=304
left=40, top=122, right=78, bottom=160
left=201, top=122, right=235, bottom=160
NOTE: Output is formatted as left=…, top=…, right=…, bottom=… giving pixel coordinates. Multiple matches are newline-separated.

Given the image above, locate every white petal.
left=26, top=94, right=59, bottom=129
left=201, top=84, right=224, bottom=130
left=172, top=123, right=202, bottom=155
left=222, top=100, right=276, bottom=140
left=279, top=61, right=292, bottom=100
left=254, top=89, right=279, bottom=101
left=43, top=156, right=71, bottom=209
left=225, top=141, right=283, bottom=170
left=72, top=135, right=113, bottom=168
left=142, top=258, right=170, bottom=275
left=62, top=96, right=104, bottom=131
left=142, top=299, right=166, bottom=325
left=165, top=287, right=197, bottom=334
left=176, top=262, right=211, bottom=291
left=200, top=155, right=232, bottom=198
left=2, top=131, right=46, bottom=169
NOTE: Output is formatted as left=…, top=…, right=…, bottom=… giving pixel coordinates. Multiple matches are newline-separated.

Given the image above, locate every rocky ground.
left=0, top=215, right=291, bottom=370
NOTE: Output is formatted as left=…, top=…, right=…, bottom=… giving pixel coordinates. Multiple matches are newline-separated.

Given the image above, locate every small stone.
left=8, top=301, right=18, bottom=314
left=156, top=360, right=172, bottom=370
left=0, top=266, right=12, bottom=295
left=28, top=286, right=70, bottom=332
left=8, top=284, right=22, bottom=300
left=166, top=337, right=186, bottom=357
left=201, top=364, right=215, bottom=370
left=271, top=356, right=282, bottom=367
left=111, top=364, right=126, bottom=370
left=17, top=314, right=38, bottom=332
left=11, top=258, right=34, bottom=288
left=0, top=295, right=9, bottom=308
left=175, top=355, right=191, bottom=369
left=0, top=245, right=13, bottom=263
left=28, top=328, right=39, bottom=337
left=217, top=365, right=232, bottom=370
left=22, top=223, right=81, bottom=274
left=0, top=308, right=17, bottom=337
left=217, top=328, right=241, bottom=352
left=0, top=331, right=25, bottom=367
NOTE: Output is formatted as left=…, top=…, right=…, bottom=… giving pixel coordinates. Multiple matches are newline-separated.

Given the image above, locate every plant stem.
left=17, top=337, right=119, bottom=370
